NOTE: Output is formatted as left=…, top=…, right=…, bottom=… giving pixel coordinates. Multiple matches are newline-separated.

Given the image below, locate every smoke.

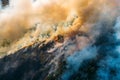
left=0, top=0, right=1, bottom=10
left=60, top=16, right=120, bottom=80
left=114, top=17, right=120, bottom=40
left=0, top=0, right=120, bottom=79
left=0, top=0, right=32, bottom=45
left=0, top=0, right=120, bottom=80
left=59, top=0, right=120, bottom=80
left=61, top=46, right=97, bottom=80
left=0, top=0, right=115, bottom=46
left=96, top=16, right=120, bottom=80
left=0, top=0, right=67, bottom=45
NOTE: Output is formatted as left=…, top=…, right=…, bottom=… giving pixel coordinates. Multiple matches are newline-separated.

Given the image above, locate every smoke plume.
left=59, top=0, right=120, bottom=80
left=0, top=0, right=117, bottom=46
left=61, top=46, right=97, bottom=80
left=0, top=0, right=120, bottom=79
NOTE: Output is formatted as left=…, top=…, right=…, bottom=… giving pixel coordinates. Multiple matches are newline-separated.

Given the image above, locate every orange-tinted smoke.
left=0, top=0, right=119, bottom=46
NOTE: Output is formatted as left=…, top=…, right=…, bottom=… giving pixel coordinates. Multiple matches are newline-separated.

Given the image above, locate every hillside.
left=0, top=0, right=120, bottom=80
